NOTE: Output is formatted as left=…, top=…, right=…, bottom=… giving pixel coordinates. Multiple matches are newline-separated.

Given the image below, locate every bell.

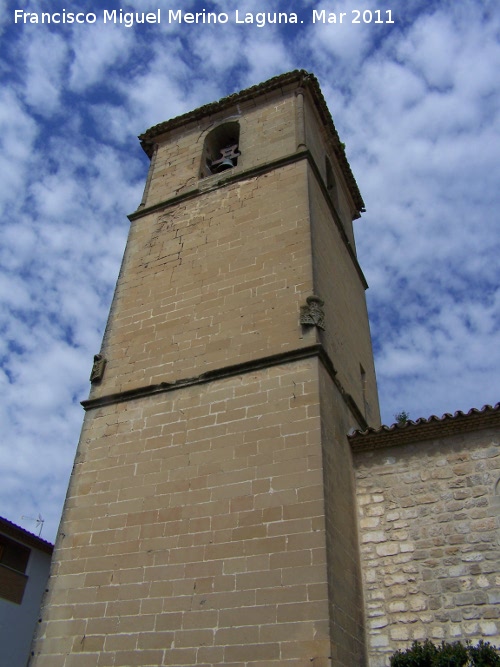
left=215, top=158, right=234, bottom=172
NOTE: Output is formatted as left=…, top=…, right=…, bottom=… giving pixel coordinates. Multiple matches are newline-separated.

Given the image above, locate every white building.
left=0, top=517, right=53, bottom=667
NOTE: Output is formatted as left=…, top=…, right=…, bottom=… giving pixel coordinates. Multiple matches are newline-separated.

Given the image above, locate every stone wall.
left=31, top=361, right=334, bottom=667
left=319, top=365, right=368, bottom=666
left=308, top=170, right=379, bottom=427
left=352, top=414, right=500, bottom=666
left=143, top=91, right=298, bottom=210
left=92, top=161, right=314, bottom=398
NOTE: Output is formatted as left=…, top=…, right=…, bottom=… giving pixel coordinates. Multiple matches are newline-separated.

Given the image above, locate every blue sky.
left=1, top=0, right=499, bottom=542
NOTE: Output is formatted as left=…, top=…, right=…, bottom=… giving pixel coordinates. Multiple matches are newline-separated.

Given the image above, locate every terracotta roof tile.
left=349, top=403, right=500, bottom=452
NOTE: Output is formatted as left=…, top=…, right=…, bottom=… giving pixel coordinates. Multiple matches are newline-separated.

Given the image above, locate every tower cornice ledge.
left=81, top=343, right=368, bottom=431
left=128, top=150, right=310, bottom=221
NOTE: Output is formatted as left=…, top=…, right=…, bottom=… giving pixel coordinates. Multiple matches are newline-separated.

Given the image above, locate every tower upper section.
left=88, top=71, right=379, bottom=428
left=138, top=70, right=364, bottom=240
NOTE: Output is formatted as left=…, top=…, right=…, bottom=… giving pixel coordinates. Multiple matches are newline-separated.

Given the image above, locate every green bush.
left=389, top=639, right=500, bottom=667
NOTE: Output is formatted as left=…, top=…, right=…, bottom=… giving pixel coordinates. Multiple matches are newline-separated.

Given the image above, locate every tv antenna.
left=21, top=514, right=45, bottom=537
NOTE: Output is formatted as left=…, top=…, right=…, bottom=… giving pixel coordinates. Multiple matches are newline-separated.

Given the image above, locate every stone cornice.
left=81, top=343, right=368, bottom=431
left=128, top=149, right=309, bottom=221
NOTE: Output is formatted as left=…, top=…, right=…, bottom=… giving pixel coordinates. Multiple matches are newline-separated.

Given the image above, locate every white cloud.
left=0, top=0, right=498, bottom=540
left=313, top=1, right=500, bottom=424
left=0, top=0, right=9, bottom=35
left=0, top=89, right=38, bottom=211
left=17, top=28, right=68, bottom=115
left=68, top=23, right=135, bottom=92
left=240, top=32, right=294, bottom=87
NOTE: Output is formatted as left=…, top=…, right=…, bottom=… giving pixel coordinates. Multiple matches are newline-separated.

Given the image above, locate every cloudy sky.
left=1, top=0, right=499, bottom=542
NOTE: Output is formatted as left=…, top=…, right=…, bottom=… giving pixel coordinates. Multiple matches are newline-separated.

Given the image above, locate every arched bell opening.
left=200, top=121, right=241, bottom=178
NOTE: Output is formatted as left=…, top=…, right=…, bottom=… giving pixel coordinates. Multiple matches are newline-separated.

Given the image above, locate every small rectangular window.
left=0, top=535, right=30, bottom=573
left=360, top=364, right=368, bottom=417
left=325, top=155, right=339, bottom=209
left=0, top=535, right=31, bottom=604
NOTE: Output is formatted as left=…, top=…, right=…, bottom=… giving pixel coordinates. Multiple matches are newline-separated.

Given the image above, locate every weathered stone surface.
left=354, top=430, right=500, bottom=665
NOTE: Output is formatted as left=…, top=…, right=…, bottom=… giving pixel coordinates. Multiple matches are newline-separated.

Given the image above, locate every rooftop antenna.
left=21, top=514, right=45, bottom=537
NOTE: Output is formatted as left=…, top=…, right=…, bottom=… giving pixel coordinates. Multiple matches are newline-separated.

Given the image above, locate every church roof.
left=349, top=403, right=500, bottom=452
left=138, top=70, right=366, bottom=213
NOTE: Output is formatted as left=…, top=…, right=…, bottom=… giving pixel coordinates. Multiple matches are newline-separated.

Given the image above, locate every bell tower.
left=30, top=71, right=380, bottom=667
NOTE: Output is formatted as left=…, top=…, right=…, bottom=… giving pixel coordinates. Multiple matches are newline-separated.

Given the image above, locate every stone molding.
left=81, top=343, right=368, bottom=431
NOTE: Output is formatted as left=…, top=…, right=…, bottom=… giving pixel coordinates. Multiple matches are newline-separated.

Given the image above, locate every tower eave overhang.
left=138, top=70, right=366, bottom=215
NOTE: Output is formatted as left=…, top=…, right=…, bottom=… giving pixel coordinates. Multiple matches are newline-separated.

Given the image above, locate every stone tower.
left=30, top=71, right=380, bottom=667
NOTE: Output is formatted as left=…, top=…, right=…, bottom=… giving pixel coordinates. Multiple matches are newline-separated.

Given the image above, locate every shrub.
left=394, top=410, right=410, bottom=425
left=389, top=639, right=500, bottom=666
